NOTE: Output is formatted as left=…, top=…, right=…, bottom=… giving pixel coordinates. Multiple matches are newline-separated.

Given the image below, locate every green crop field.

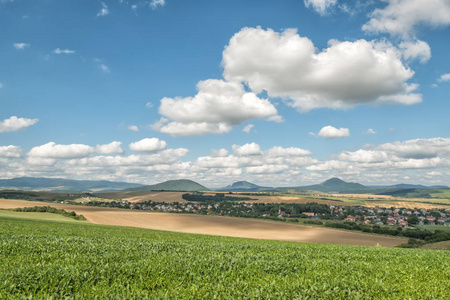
left=1, top=214, right=449, bottom=299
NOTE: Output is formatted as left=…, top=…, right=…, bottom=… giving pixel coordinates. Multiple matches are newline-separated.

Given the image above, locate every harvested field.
left=365, top=200, right=450, bottom=210
left=0, top=199, right=405, bottom=247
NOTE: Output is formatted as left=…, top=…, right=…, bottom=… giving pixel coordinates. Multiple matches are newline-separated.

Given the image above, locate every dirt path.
left=0, top=199, right=406, bottom=247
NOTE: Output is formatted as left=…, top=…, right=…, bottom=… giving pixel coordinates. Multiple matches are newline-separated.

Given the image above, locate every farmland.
left=1, top=212, right=449, bottom=299
left=0, top=199, right=405, bottom=247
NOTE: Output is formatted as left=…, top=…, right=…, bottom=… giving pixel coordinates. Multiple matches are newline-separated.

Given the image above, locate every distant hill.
left=0, top=177, right=143, bottom=193
left=370, top=184, right=448, bottom=190
left=299, top=178, right=371, bottom=194
left=125, top=179, right=208, bottom=192
left=215, top=181, right=280, bottom=192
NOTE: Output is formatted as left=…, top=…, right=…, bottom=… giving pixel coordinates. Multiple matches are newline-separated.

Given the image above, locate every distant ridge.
left=0, top=177, right=143, bottom=193
left=125, top=179, right=208, bottom=192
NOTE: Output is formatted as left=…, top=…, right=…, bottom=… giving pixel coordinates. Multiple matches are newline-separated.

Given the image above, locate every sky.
left=1, top=0, right=450, bottom=188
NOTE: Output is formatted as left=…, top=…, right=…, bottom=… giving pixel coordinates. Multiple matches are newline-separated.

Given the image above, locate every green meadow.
left=1, top=210, right=449, bottom=299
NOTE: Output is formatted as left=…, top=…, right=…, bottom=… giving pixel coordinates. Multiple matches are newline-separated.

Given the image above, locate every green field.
left=416, top=225, right=450, bottom=232
left=1, top=213, right=449, bottom=299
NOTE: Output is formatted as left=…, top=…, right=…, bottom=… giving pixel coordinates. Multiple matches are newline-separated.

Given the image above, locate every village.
left=82, top=198, right=450, bottom=228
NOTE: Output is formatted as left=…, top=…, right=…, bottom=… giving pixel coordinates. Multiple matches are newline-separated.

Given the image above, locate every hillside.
left=299, top=178, right=371, bottom=193
left=125, top=179, right=208, bottom=192
left=217, top=181, right=266, bottom=192
left=0, top=177, right=143, bottom=193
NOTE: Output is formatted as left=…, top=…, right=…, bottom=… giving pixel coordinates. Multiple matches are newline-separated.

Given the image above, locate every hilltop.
left=299, top=177, right=371, bottom=193
left=125, top=179, right=208, bottom=192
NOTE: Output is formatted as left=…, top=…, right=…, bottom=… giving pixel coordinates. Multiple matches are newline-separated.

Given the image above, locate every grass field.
left=421, top=240, right=450, bottom=250
left=416, top=225, right=450, bottom=232
left=1, top=214, right=449, bottom=299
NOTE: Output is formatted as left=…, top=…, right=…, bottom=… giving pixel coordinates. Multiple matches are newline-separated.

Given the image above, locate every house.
left=345, top=215, right=356, bottom=222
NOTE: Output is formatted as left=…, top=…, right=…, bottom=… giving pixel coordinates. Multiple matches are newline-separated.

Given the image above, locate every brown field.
left=0, top=198, right=406, bottom=247
left=365, top=200, right=450, bottom=210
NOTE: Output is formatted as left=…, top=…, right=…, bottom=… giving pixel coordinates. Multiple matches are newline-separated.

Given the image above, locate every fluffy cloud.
left=54, top=48, right=75, bottom=55
left=376, top=138, right=450, bottom=159
left=210, top=148, right=229, bottom=157
left=0, top=145, right=22, bottom=158
left=150, top=0, right=165, bottom=9
left=129, top=138, right=167, bottom=152
left=223, top=27, right=420, bottom=112
left=246, top=164, right=289, bottom=174
left=317, top=126, right=349, bottom=139
left=28, top=142, right=94, bottom=158
left=363, top=0, right=450, bottom=37
left=398, top=40, right=431, bottom=63
left=304, top=0, right=338, bottom=15
left=0, top=116, right=39, bottom=133
left=438, top=73, right=450, bottom=82
left=366, top=128, right=377, bottom=134
left=156, top=79, right=279, bottom=136
left=95, top=141, right=124, bottom=155
left=338, top=149, right=390, bottom=163
left=232, top=143, right=262, bottom=156
left=265, top=146, right=312, bottom=157
left=13, top=43, right=29, bottom=50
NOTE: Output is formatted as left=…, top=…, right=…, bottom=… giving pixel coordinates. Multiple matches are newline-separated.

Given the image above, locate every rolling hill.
left=124, top=179, right=208, bottom=192
left=0, top=177, right=143, bottom=193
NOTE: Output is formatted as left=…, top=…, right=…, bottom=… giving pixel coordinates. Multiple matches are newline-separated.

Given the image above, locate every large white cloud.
left=156, top=79, right=279, bottom=136
left=317, top=126, right=349, bottom=139
left=0, top=145, right=22, bottom=158
left=129, top=138, right=167, bottom=153
left=232, top=143, right=262, bottom=156
left=304, top=0, right=338, bottom=15
left=27, top=142, right=94, bottom=158
left=265, top=146, right=312, bottom=157
left=95, top=141, right=124, bottom=155
left=223, top=27, right=420, bottom=112
left=438, top=73, right=450, bottom=82
left=0, top=116, right=39, bottom=133
left=363, top=0, right=450, bottom=37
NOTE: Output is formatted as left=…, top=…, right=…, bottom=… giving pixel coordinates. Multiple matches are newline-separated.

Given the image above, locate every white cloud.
left=146, top=102, right=154, bottom=108
left=95, top=141, right=124, bottom=155
left=363, top=0, right=450, bottom=37
left=265, top=146, right=312, bottom=157
left=376, top=138, right=450, bottom=159
left=306, top=160, right=349, bottom=171
left=317, top=126, right=349, bottom=139
left=13, top=43, right=29, bottom=50
left=338, top=149, right=389, bottom=163
left=246, top=164, right=289, bottom=174
left=28, top=142, right=94, bottom=158
left=0, top=145, right=22, bottom=158
left=129, top=138, right=167, bottom=153
left=0, top=116, right=39, bottom=133
left=128, top=125, right=139, bottom=132
left=97, top=2, right=110, bottom=17
left=54, top=48, right=75, bottom=55
left=398, top=40, right=431, bottom=63
left=242, top=124, right=254, bottom=133
left=304, top=0, right=338, bottom=15
left=150, top=0, right=165, bottom=9
left=211, top=148, right=229, bottom=157
left=223, top=27, right=420, bottom=112
left=156, top=79, right=279, bottom=136
left=438, top=73, right=450, bottom=82
left=232, top=143, right=262, bottom=156
left=366, top=128, right=377, bottom=134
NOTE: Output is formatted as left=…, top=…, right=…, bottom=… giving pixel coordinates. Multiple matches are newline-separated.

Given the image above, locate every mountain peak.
left=323, top=177, right=345, bottom=185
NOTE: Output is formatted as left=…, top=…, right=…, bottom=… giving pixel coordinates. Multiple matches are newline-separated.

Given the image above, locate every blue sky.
left=1, top=0, right=450, bottom=187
